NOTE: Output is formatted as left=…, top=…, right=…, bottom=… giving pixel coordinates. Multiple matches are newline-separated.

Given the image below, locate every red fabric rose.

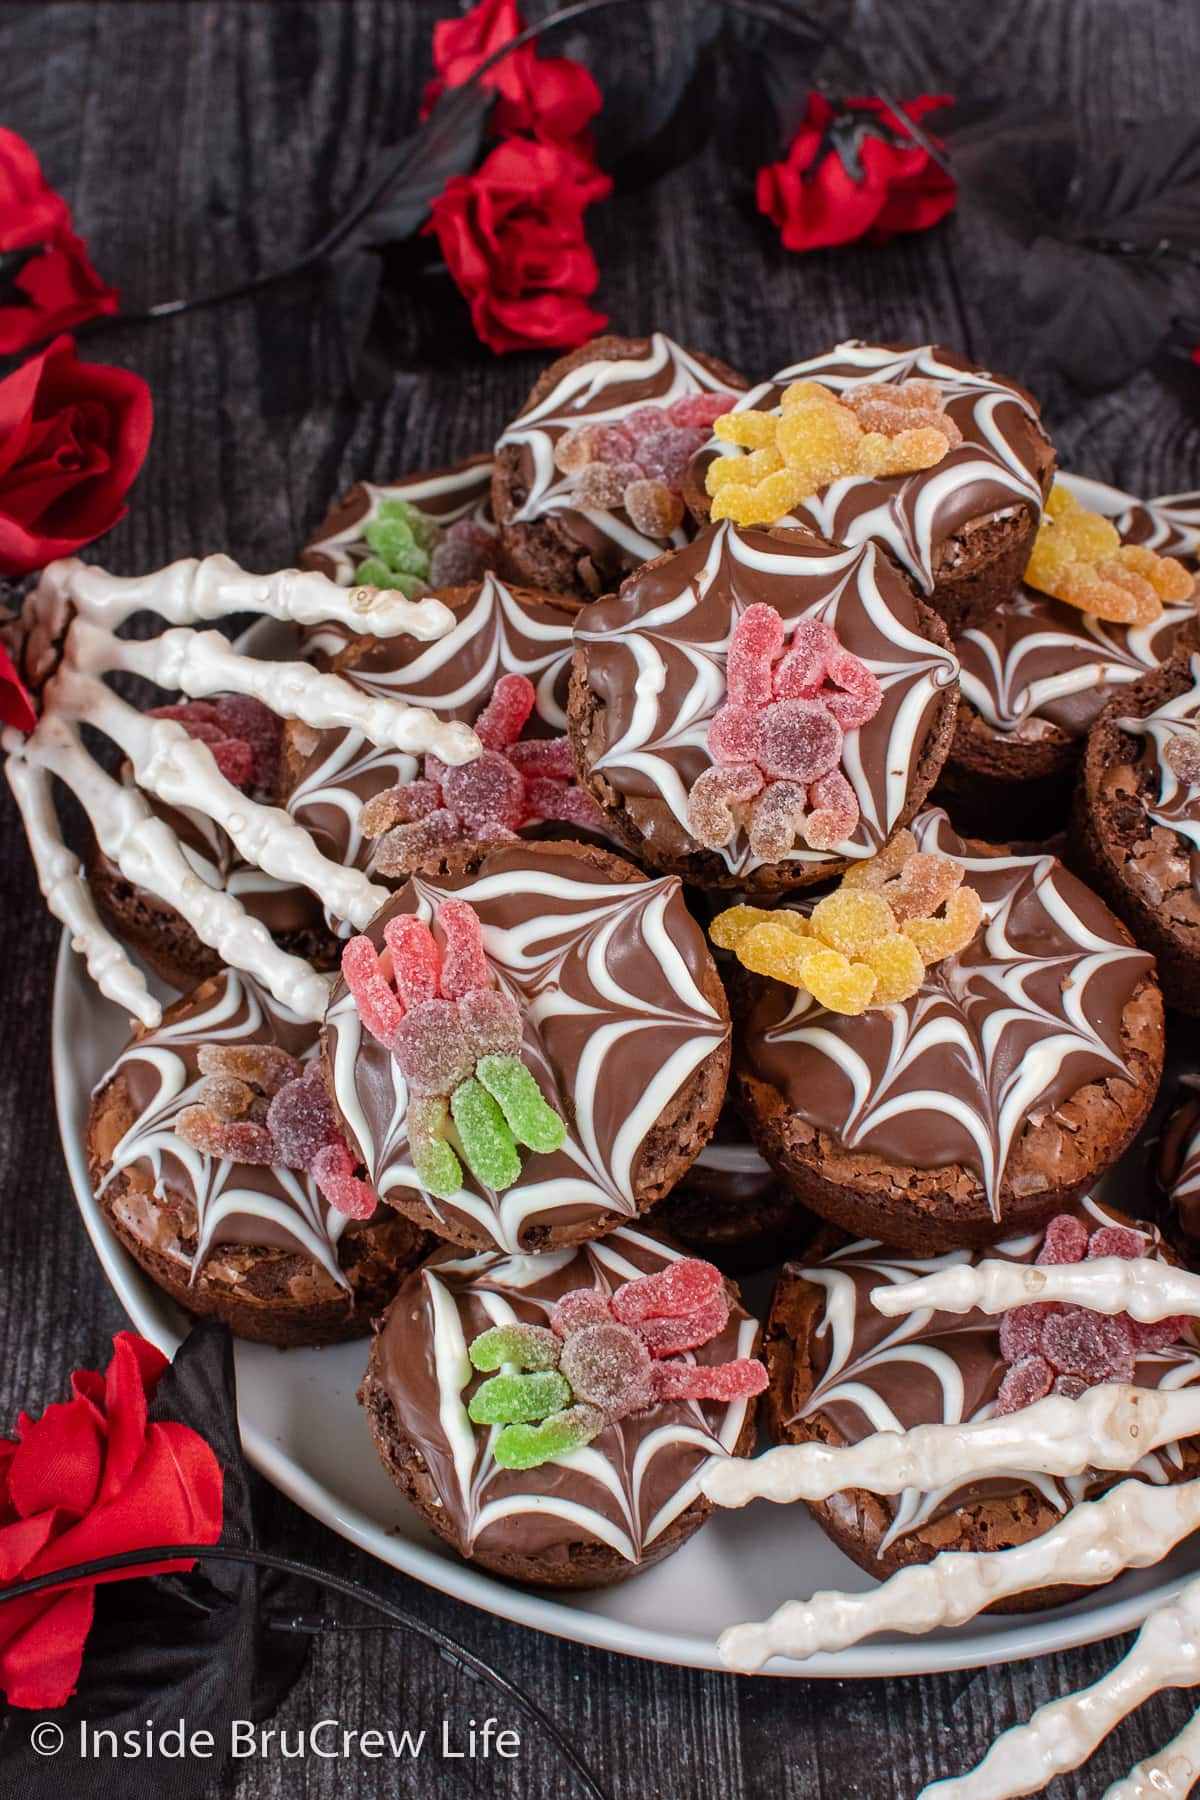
left=0, top=333, right=152, bottom=577
left=0, top=129, right=119, bottom=356
left=423, top=0, right=605, bottom=196
left=757, top=94, right=957, bottom=252
left=0, top=1332, right=223, bottom=1709
left=427, top=139, right=607, bottom=354
left=0, top=640, right=35, bottom=732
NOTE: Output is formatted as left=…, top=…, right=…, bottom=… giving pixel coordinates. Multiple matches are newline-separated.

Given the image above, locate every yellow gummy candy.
left=863, top=932, right=926, bottom=1005
left=801, top=947, right=877, bottom=1015
left=738, top=921, right=823, bottom=986
left=841, top=831, right=918, bottom=891
left=709, top=905, right=806, bottom=951
left=712, top=466, right=814, bottom=525
left=1058, top=562, right=1160, bottom=627
left=808, top=889, right=896, bottom=960
left=903, top=884, right=984, bottom=964
left=1117, top=544, right=1195, bottom=604
left=713, top=410, right=780, bottom=450
left=776, top=398, right=861, bottom=480
left=859, top=427, right=950, bottom=478
left=707, top=446, right=784, bottom=492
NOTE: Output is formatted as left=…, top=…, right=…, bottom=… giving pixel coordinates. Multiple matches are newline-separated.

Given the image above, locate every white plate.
left=51, top=474, right=1200, bottom=1676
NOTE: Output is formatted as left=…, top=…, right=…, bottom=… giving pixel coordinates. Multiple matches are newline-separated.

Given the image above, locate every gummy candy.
left=407, top=1093, right=463, bottom=1198
left=491, top=1405, right=606, bottom=1470
left=473, top=673, right=535, bottom=752
left=266, top=1060, right=339, bottom=1167
left=820, top=649, right=884, bottom=732
left=468, top=1369, right=572, bottom=1425
left=612, top=1257, right=725, bottom=1327
left=441, top=751, right=526, bottom=835
left=507, top=736, right=576, bottom=779
left=709, top=837, right=983, bottom=1012
left=668, top=393, right=737, bottom=429
left=1040, top=1308, right=1134, bottom=1386
left=427, top=519, right=497, bottom=589
left=1131, top=1317, right=1190, bottom=1353
left=758, top=699, right=843, bottom=784
left=194, top=1071, right=259, bottom=1121
left=624, top=478, right=684, bottom=537
left=342, top=934, right=405, bottom=1047
left=177, top=1105, right=275, bottom=1163
left=469, top=1323, right=563, bottom=1372
left=558, top=1322, right=655, bottom=1417
left=1086, top=1226, right=1144, bottom=1262
left=590, top=424, right=638, bottom=465
left=550, top=1289, right=615, bottom=1338
left=637, top=426, right=705, bottom=490
left=1024, top=486, right=1195, bottom=625
left=438, top=897, right=491, bottom=999
left=708, top=378, right=958, bottom=525
left=996, top=1354, right=1055, bottom=1416
left=354, top=499, right=440, bottom=599
left=476, top=1054, right=566, bottom=1154
left=576, top=461, right=629, bottom=509
left=149, top=695, right=283, bottom=793
left=686, top=762, right=764, bottom=850
left=802, top=768, right=860, bottom=851
left=650, top=1359, right=769, bottom=1402
left=394, top=999, right=474, bottom=1096
left=773, top=618, right=840, bottom=700
left=555, top=426, right=597, bottom=473
left=637, top=1296, right=731, bottom=1357
left=747, top=781, right=809, bottom=864
left=451, top=1077, right=523, bottom=1192
left=998, top=1302, right=1059, bottom=1365
left=384, top=914, right=442, bottom=1007
left=370, top=811, right=461, bottom=879
left=1165, top=733, right=1200, bottom=787
left=1037, top=1214, right=1090, bottom=1266
left=310, top=1141, right=378, bottom=1219
left=727, top=604, right=786, bottom=708
left=197, top=1041, right=302, bottom=1097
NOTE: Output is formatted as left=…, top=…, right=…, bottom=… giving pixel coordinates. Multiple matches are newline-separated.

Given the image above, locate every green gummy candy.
left=354, top=554, right=395, bottom=589
left=409, top=1096, right=464, bottom=1199
left=469, top=1323, right=561, bottom=1372
left=451, top=1078, right=522, bottom=1192
left=476, top=1055, right=566, bottom=1155
left=491, top=1405, right=606, bottom=1471
left=365, top=517, right=431, bottom=579
left=378, top=496, right=440, bottom=554
left=468, top=1370, right=571, bottom=1426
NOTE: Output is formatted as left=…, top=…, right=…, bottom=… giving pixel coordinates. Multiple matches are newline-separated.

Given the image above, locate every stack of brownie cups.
left=85, top=331, right=1200, bottom=1604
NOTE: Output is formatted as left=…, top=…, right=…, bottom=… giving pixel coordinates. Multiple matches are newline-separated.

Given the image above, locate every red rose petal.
left=0, top=1584, right=94, bottom=1710
left=9, top=1393, right=104, bottom=1520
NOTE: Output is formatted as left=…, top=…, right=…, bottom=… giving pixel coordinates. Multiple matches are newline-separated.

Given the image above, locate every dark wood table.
left=3, top=3, right=1199, bottom=1794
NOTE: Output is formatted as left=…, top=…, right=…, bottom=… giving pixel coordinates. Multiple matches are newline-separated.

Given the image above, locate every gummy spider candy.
left=465, top=1256, right=767, bottom=1469
left=177, top=1045, right=378, bottom=1219
left=996, top=1213, right=1188, bottom=1415
left=1024, top=485, right=1195, bottom=627
left=146, top=694, right=281, bottom=793
left=354, top=497, right=498, bottom=597
left=341, top=897, right=566, bottom=1199
left=554, top=393, right=737, bottom=539
left=705, top=378, right=961, bottom=528
left=710, top=827, right=983, bottom=1015
left=687, top=603, right=883, bottom=859
left=357, top=672, right=604, bottom=877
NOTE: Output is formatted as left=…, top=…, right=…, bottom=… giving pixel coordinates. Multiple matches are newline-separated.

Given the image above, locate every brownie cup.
left=937, top=550, right=1198, bottom=841
left=649, top=1106, right=817, bottom=1275
left=88, top=970, right=432, bottom=1347
left=570, top=520, right=959, bottom=892
left=685, top=342, right=1055, bottom=636
left=279, top=573, right=614, bottom=898
left=323, top=839, right=731, bottom=1254
left=87, top=697, right=335, bottom=992
left=1075, top=651, right=1200, bottom=1015
left=732, top=808, right=1163, bottom=1252
left=765, top=1196, right=1200, bottom=1608
left=1159, top=1087, right=1200, bottom=1252
left=492, top=332, right=748, bottom=600
left=299, top=452, right=498, bottom=663
left=361, top=1226, right=762, bottom=1588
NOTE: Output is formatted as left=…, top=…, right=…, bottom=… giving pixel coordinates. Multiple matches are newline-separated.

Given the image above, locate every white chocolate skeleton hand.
left=3, top=554, right=481, bottom=1027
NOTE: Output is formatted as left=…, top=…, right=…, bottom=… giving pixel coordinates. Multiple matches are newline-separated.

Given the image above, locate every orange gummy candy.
left=902, top=884, right=984, bottom=964
left=1025, top=486, right=1195, bottom=624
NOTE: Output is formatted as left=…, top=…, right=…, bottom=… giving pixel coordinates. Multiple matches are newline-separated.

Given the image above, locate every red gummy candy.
left=441, top=750, right=526, bottom=835
left=623, top=405, right=671, bottom=439
left=342, top=935, right=404, bottom=1046
left=1086, top=1226, right=1145, bottom=1262
left=637, top=1294, right=730, bottom=1357
left=474, top=673, right=536, bottom=752
left=150, top=707, right=255, bottom=788
left=591, top=423, right=639, bottom=465
left=558, top=1321, right=655, bottom=1419
left=212, top=695, right=282, bottom=790
left=1131, top=1317, right=1188, bottom=1353
left=383, top=915, right=441, bottom=1007
left=267, top=1062, right=340, bottom=1168
left=998, top=1302, right=1058, bottom=1365
left=996, top=1354, right=1054, bottom=1415
left=612, top=1257, right=724, bottom=1326
left=708, top=702, right=764, bottom=765
left=820, top=649, right=884, bottom=732
left=667, top=393, right=737, bottom=429
left=1040, top=1307, right=1134, bottom=1385
left=1037, top=1215, right=1090, bottom=1265
left=507, top=737, right=576, bottom=779
left=311, top=1141, right=378, bottom=1219
left=176, top=1105, right=275, bottom=1164
left=636, top=426, right=707, bottom=491
left=393, top=998, right=474, bottom=1096
left=772, top=619, right=839, bottom=699
left=524, top=776, right=605, bottom=830
left=651, top=1358, right=768, bottom=1402
left=551, top=1289, right=615, bottom=1338
left=437, top=897, right=490, bottom=999
left=727, top=605, right=785, bottom=708
left=759, top=698, right=843, bottom=784
left=458, top=986, right=523, bottom=1059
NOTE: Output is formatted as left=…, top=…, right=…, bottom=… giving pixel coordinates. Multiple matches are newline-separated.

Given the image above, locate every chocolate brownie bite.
left=492, top=332, right=748, bottom=600
left=361, top=1227, right=764, bottom=1588
left=88, top=970, right=432, bottom=1347
left=570, top=520, right=959, bottom=892
left=731, top=809, right=1163, bottom=1252
left=685, top=342, right=1054, bottom=636
left=86, top=695, right=335, bottom=992
left=1075, top=652, right=1200, bottom=1015
left=324, top=839, right=731, bottom=1253
left=649, top=1108, right=817, bottom=1274
left=300, top=453, right=498, bottom=663
left=765, top=1198, right=1200, bottom=1608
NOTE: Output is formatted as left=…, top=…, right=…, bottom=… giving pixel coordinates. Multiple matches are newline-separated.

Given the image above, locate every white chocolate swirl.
left=1119, top=651, right=1200, bottom=853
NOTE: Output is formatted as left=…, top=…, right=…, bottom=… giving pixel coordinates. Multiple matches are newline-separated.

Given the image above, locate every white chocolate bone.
left=1102, top=1709, right=1200, bottom=1800
left=872, top=1256, right=1200, bottom=1326
left=918, top=1568, right=1200, bottom=1800
left=701, top=1384, right=1200, bottom=1509
left=717, top=1473, right=1200, bottom=1675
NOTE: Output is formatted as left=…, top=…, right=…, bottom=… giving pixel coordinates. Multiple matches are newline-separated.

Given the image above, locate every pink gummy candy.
left=341, top=936, right=404, bottom=1046
left=383, top=915, right=441, bottom=1007
left=667, top=393, right=737, bottom=429
left=550, top=1289, right=614, bottom=1338
left=458, top=986, right=523, bottom=1059
left=310, top=1141, right=377, bottom=1219
left=1040, top=1307, right=1134, bottom=1385
left=266, top=1062, right=340, bottom=1168
left=820, top=648, right=884, bottom=732
left=687, top=761, right=764, bottom=849
left=441, top=751, right=526, bottom=835
left=507, top=737, right=576, bottom=779
left=1086, top=1226, right=1145, bottom=1261
left=558, top=1321, right=655, bottom=1419
left=636, top=426, right=706, bottom=491
left=637, top=1294, right=730, bottom=1357
left=651, top=1358, right=768, bottom=1403
left=524, top=777, right=605, bottom=830
left=150, top=706, right=255, bottom=788
left=747, top=779, right=808, bottom=862
left=803, top=768, right=859, bottom=850
left=623, top=405, right=670, bottom=438
left=707, top=702, right=764, bottom=765
left=437, top=897, right=490, bottom=999
left=727, top=605, right=785, bottom=708
left=996, top=1353, right=1055, bottom=1415
left=392, top=998, right=474, bottom=1096
left=998, top=1302, right=1059, bottom=1365
left=612, top=1258, right=724, bottom=1326
left=1037, top=1215, right=1090, bottom=1265
left=1131, top=1317, right=1188, bottom=1353
left=474, top=673, right=536, bottom=752
left=758, top=698, right=843, bottom=784
left=177, top=1107, right=275, bottom=1165
left=591, top=423, right=638, bottom=465
left=772, top=619, right=839, bottom=700
left=212, top=695, right=282, bottom=790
